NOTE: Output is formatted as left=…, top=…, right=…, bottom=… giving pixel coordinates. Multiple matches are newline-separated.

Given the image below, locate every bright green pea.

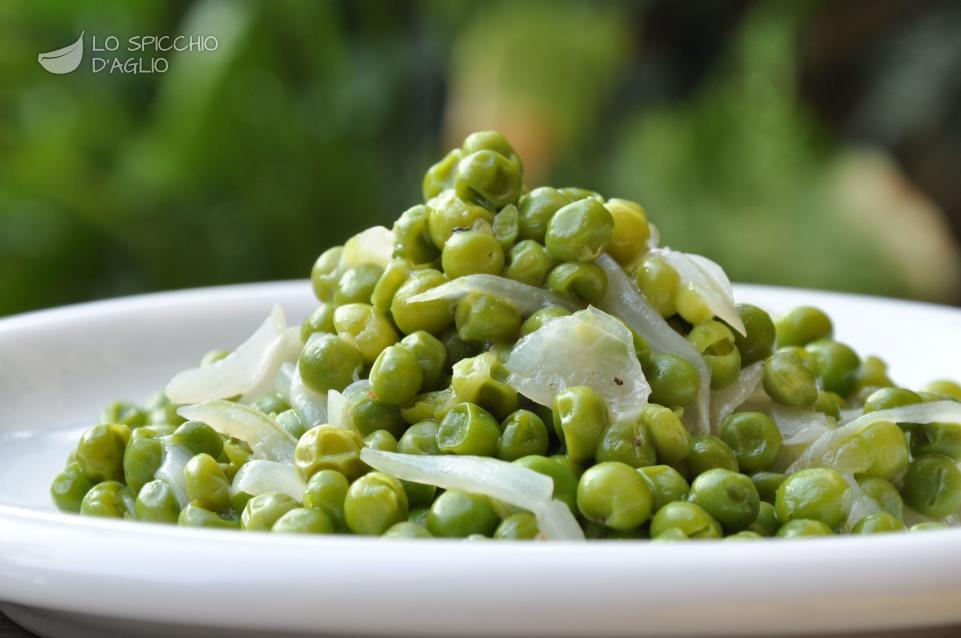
left=514, top=455, right=579, bottom=513
left=497, top=410, right=549, bottom=461
left=222, top=437, right=253, bottom=468
left=749, top=501, right=780, bottom=536
left=333, top=303, right=399, bottom=365
left=637, top=465, right=690, bottom=512
left=301, top=304, right=335, bottom=342
left=369, top=345, right=423, bottom=406
left=805, top=339, right=861, bottom=397
left=732, top=304, right=776, bottom=366
left=426, top=189, right=495, bottom=249
left=675, top=285, right=714, bottom=326
left=576, top=461, right=653, bottom=531
left=492, top=204, right=520, bottom=249
left=520, top=306, right=570, bottom=337
left=170, top=420, right=223, bottom=458
left=455, top=293, right=521, bottom=344
left=399, top=331, right=447, bottom=391
left=901, top=454, right=961, bottom=518
left=371, top=259, right=412, bottom=315
left=437, top=402, right=501, bottom=456
left=75, top=423, right=131, bottom=483
left=275, top=409, right=306, bottom=440
left=650, top=501, right=722, bottom=539
left=303, top=469, right=349, bottom=531
left=334, top=264, right=383, bottom=306
left=294, top=425, right=365, bottom=481
left=557, top=187, right=603, bottom=202
left=80, top=481, right=133, bottom=519
left=762, top=350, right=818, bottom=408
left=100, top=401, right=147, bottom=429
left=394, top=205, right=440, bottom=265
left=130, top=424, right=175, bottom=441
left=546, top=262, right=608, bottom=305
left=451, top=352, right=518, bottom=420
left=398, top=420, right=441, bottom=455
left=135, top=479, right=181, bottom=524
left=517, top=187, right=571, bottom=242
left=122, top=435, right=163, bottom=494
left=776, top=519, right=834, bottom=538
left=687, top=321, right=741, bottom=390
left=249, top=393, right=289, bottom=416
left=363, top=429, right=398, bottom=453
left=179, top=502, right=240, bottom=529
left=751, top=471, right=787, bottom=504
left=455, top=150, right=522, bottom=209
left=637, top=404, right=690, bottom=465
left=645, top=354, right=699, bottom=408
left=633, top=254, right=679, bottom=318
left=686, top=434, right=739, bottom=475
left=184, top=453, right=231, bottom=513
left=776, top=306, right=833, bottom=348
left=505, top=240, right=554, bottom=287
left=652, top=528, right=690, bottom=542
left=857, top=355, right=894, bottom=390
left=400, top=387, right=459, bottom=424
left=310, top=246, right=343, bottom=302
left=298, top=333, right=362, bottom=393
left=852, top=511, right=905, bottom=534
left=775, top=468, right=851, bottom=530
left=689, top=468, right=760, bottom=533
left=494, top=512, right=540, bottom=540
left=390, top=269, right=454, bottom=336
left=50, top=462, right=94, bottom=513
left=423, top=149, right=464, bottom=201
left=595, top=419, right=657, bottom=468
left=427, top=490, right=499, bottom=538
left=814, top=391, right=844, bottom=420
left=923, top=380, right=961, bottom=401
left=604, top=199, right=649, bottom=266
left=441, top=229, right=505, bottom=280
left=553, top=386, right=609, bottom=464
left=382, top=521, right=433, bottom=539
left=544, top=198, right=614, bottom=263
left=858, top=420, right=909, bottom=480
left=463, top=130, right=518, bottom=159
left=344, top=472, right=409, bottom=535
left=863, top=387, right=922, bottom=413
left=272, top=507, right=334, bottom=534
left=719, top=412, right=782, bottom=474
left=242, top=492, right=300, bottom=531
left=343, top=390, right=406, bottom=438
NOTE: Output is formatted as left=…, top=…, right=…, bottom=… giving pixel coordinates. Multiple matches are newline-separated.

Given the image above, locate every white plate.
left=1, top=282, right=961, bottom=638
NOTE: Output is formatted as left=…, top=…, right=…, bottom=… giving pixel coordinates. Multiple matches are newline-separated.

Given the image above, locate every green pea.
left=731, top=304, right=776, bottom=366
left=719, top=412, right=782, bottom=474
left=494, top=512, right=540, bottom=540
left=864, top=387, right=922, bottom=413
left=805, top=339, right=861, bottom=397
left=426, top=189, right=495, bottom=249
left=343, top=390, right=406, bottom=438
left=135, top=479, right=181, bottom=524
left=850, top=511, right=904, bottom=534
left=272, top=507, right=334, bottom=534
left=310, top=246, right=343, bottom=302
left=595, top=419, right=657, bottom=468
left=689, top=468, right=760, bottom=532
left=901, top=454, right=961, bottom=518
left=762, top=350, right=818, bottom=408
left=294, top=425, right=365, bottom=481
left=910, top=522, right=949, bottom=532
left=100, top=401, right=147, bottom=429
left=222, top=437, right=253, bottom=468
left=441, top=229, right=505, bottom=280
left=857, top=477, right=903, bottom=519
left=496, top=410, right=550, bottom=461
left=687, top=321, right=741, bottom=389
left=179, top=502, right=240, bottom=529
left=751, top=471, right=787, bottom=504
left=451, top=352, right=518, bottom=420
left=776, top=519, right=834, bottom=538
left=455, top=150, right=522, bottom=209
left=675, top=285, right=715, bottom=327
left=923, top=380, right=961, bottom=401
left=544, top=198, right=614, bottom=263
left=749, top=501, right=780, bottom=536
left=546, top=262, right=608, bottom=305
left=184, top=453, right=231, bottom=513
left=517, top=187, right=571, bottom=242
left=633, top=254, right=679, bottom=318
left=390, top=269, right=454, bottom=336
left=427, top=490, right=499, bottom=538
left=775, top=468, right=851, bottom=530
left=552, top=386, right=609, bottom=464
left=776, top=306, right=833, bottom=348
left=505, top=240, right=554, bottom=287
left=686, top=435, right=739, bottom=475
left=303, top=469, right=349, bottom=531
left=398, top=420, right=441, bottom=456
left=400, top=388, right=459, bottom=424
left=80, top=481, right=133, bottom=519
left=650, top=501, right=722, bottom=539
left=298, top=333, right=362, bottom=393
left=604, top=199, right=650, bottom=266
left=514, top=455, right=579, bottom=513
left=275, top=409, right=306, bottom=440
left=723, top=530, right=762, bottom=541
left=398, top=331, right=447, bottom=390
left=492, top=204, right=520, bottom=250
left=123, top=435, right=164, bottom=494
left=857, top=355, right=894, bottom=390
left=437, top=402, right=501, bottom=456
left=645, top=354, right=699, bottom=409
left=333, top=303, right=399, bottom=365
left=394, top=205, right=440, bottom=265
left=637, top=465, right=690, bottom=512
left=382, top=521, right=433, bottom=539
left=858, top=420, right=910, bottom=480
left=463, top=130, right=518, bottom=159
left=75, top=423, right=131, bottom=483
left=50, top=462, right=95, bottom=513
left=146, top=399, right=185, bottom=427
left=576, top=461, right=653, bottom=531
left=170, top=420, right=223, bottom=458
left=130, top=424, right=175, bottom=441
left=814, top=391, right=844, bottom=420
left=369, top=345, right=423, bottom=406
left=300, top=305, right=336, bottom=343
left=242, top=492, right=300, bottom=531
left=371, top=259, right=412, bottom=316
left=455, top=293, right=521, bottom=344
left=363, top=429, right=398, bottom=453
left=334, top=264, right=383, bottom=306
left=557, top=187, right=603, bottom=202
left=636, top=404, right=690, bottom=465
left=344, top=472, right=409, bottom=535
left=423, top=149, right=464, bottom=201
left=908, top=423, right=961, bottom=461
left=652, top=528, right=690, bottom=542
left=520, top=305, right=570, bottom=337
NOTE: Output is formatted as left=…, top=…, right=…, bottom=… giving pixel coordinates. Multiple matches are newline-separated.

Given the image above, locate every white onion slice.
left=155, top=442, right=193, bottom=508
left=360, top=449, right=584, bottom=540
left=340, top=226, right=395, bottom=270
left=710, top=361, right=764, bottom=430
left=178, top=400, right=297, bottom=464
left=652, top=248, right=746, bottom=336
left=288, top=363, right=328, bottom=429
left=165, top=305, right=293, bottom=404
left=240, top=326, right=303, bottom=401
left=326, top=389, right=348, bottom=430
left=232, top=460, right=305, bottom=502
left=596, top=254, right=711, bottom=434
left=842, top=472, right=879, bottom=531
left=506, top=306, right=650, bottom=424
left=275, top=362, right=295, bottom=403
left=407, top=275, right=582, bottom=315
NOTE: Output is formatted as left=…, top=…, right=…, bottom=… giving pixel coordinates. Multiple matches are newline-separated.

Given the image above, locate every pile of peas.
left=51, top=131, right=961, bottom=540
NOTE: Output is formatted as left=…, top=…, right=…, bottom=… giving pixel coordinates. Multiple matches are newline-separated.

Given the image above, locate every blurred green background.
left=3, top=0, right=961, bottom=317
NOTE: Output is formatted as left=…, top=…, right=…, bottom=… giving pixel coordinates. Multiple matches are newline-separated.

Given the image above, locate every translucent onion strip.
left=155, top=442, right=193, bottom=508
left=710, top=361, right=764, bottom=430
left=407, top=275, right=582, bottom=315
left=178, top=400, right=297, bottom=464
left=232, top=460, right=305, bottom=502
left=288, top=363, right=328, bottom=429
left=651, top=248, right=746, bottom=336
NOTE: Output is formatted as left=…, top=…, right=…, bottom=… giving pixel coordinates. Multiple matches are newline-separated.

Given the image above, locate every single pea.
left=397, top=420, right=441, bottom=456
left=805, top=340, right=861, bottom=397
left=303, top=469, right=349, bottom=531
left=517, top=186, right=571, bottom=242
left=576, top=461, right=653, bottom=531
left=857, top=355, right=894, bottom=390
left=438, top=329, right=478, bottom=371
left=687, top=321, right=741, bottom=390
left=749, top=501, right=780, bottom=537
left=595, top=419, right=657, bottom=468
left=184, top=453, right=231, bottom=512
left=390, top=269, right=454, bottom=335
left=494, top=512, right=540, bottom=540
left=557, top=187, right=604, bottom=202
left=546, top=262, right=608, bottom=305
left=908, top=423, right=961, bottom=461
left=179, top=502, right=240, bottom=529
left=382, top=521, right=433, bottom=539
left=275, top=409, right=306, bottom=440
left=146, top=396, right=185, bottom=427
left=370, top=259, right=412, bottom=316
left=910, top=522, right=949, bottom=532
left=719, top=412, right=782, bottom=474
left=650, top=501, right=722, bottom=539
left=901, top=454, right=961, bottom=518
left=427, top=490, right=499, bottom=538
left=398, top=331, right=447, bottom=391
left=731, top=304, right=776, bottom=366
left=852, top=511, right=905, bottom=534
left=100, top=401, right=147, bottom=429
left=491, top=203, right=520, bottom=250
left=298, top=333, right=362, bottom=393
left=814, top=391, right=844, bottom=420
left=310, top=246, right=343, bottom=302
left=675, top=285, right=715, bottom=327
left=455, top=150, right=522, bottom=209
left=863, top=387, right=922, bottom=413
left=689, top=468, right=760, bottom=532
left=686, top=435, right=739, bottom=475
left=497, top=410, right=550, bottom=461
left=294, top=425, right=365, bottom=481
left=553, top=386, right=610, bottom=465
left=454, top=293, right=521, bottom=344
left=652, top=528, right=690, bottom=542
left=80, top=481, right=133, bottom=519
left=751, top=471, right=787, bottom=504
left=857, top=477, right=903, bottom=519
left=762, top=350, right=819, bottom=408
left=333, top=303, right=399, bottom=365
left=923, top=380, right=961, bottom=401
left=422, top=149, right=464, bottom=200
left=775, top=468, right=851, bottom=530
left=135, top=479, right=181, bottom=524
left=544, top=198, right=614, bottom=263
left=858, top=420, right=909, bottom=480
left=776, top=306, right=833, bottom=348
left=170, top=420, right=223, bottom=458
left=637, top=465, right=690, bottom=512
left=462, top=130, right=518, bottom=159
left=394, top=204, right=440, bottom=265
left=451, top=353, right=518, bottom=420
left=504, top=240, right=553, bottom=287
left=272, top=507, right=334, bottom=534
left=426, top=189, right=494, bottom=249
left=637, top=404, right=691, bottom=465
left=441, top=229, right=505, bottom=280
left=514, top=455, right=579, bottom=513
left=122, top=435, right=164, bottom=494
left=362, top=430, right=398, bottom=454
left=604, top=199, right=650, bottom=266
left=334, top=264, right=383, bottom=306
left=369, top=345, right=423, bottom=406
left=776, top=519, right=834, bottom=538
left=401, top=387, right=459, bottom=424
left=222, top=437, right=253, bottom=468
left=242, top=492, right=300, bottom=531
left=645, top=354, right=700, bottom=409
left=130, top=424, right=175, bottom=441
left=343, top=390, right=406, bottom=438
left=75, top=423, right=131, bottom=483
left=520, top=306, right=570, bottom=337
left=725, top=531, right=763, bottom=541
left=437, top=402, right=501, bottom=456
left=50, top=462, right=95, bottom=513
left=633, top=255, right=679, bottom=318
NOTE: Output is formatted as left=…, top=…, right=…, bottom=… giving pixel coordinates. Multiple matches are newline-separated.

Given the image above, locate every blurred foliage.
left=1, top=0, right=959, bottom=316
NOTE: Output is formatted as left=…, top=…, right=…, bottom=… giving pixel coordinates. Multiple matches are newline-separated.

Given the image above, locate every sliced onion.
left=340, top=226, right=395, bottom=270
left=240, top=326, right=303, bottom=401
left=770, top=406, right=834, bottom=472
left=407, top=275, right=582, bottom=315
left=288, top=363, right=328, bottom=429
left=232, top=460, right=305, bottom=502
left=178, top=400, right=297, bottom=464
left=534, top=499, right=586, bottom=541
left=155, top=442, right=193, bottom=508
left=596, top=254, right=711, bottom=434
left=842, top=472, right=879, bottom=531
left=275, top=362, right=295, bottom=402
left=652, top=248, right=746, bottom=336
left=710, top=361, right=764, bottom=429
left=326, top=389, right=348, bottom=430
left=506, top=306, right=650, bottom=424
left=165, top=305, right=294, bottom=404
